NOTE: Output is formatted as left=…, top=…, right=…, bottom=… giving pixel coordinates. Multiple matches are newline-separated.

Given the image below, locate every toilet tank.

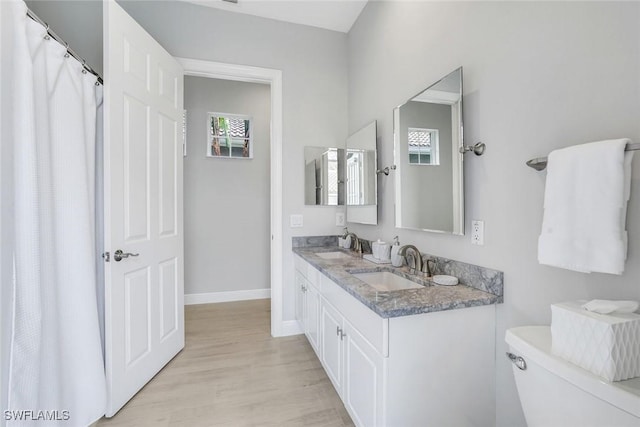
left=506, top=326, right=640, bottom=427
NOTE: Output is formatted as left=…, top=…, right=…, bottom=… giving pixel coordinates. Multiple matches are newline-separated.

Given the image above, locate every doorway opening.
left=183, top=76, right=271, bottom=303
left=177, top=58, right=285, bottom=337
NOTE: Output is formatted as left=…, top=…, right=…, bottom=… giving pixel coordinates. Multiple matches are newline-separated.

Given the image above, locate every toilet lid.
left=506, top=326, right=640, bottom=418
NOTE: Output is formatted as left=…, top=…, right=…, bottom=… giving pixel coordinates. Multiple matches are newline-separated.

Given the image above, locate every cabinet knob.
left=340, top=331, right=346, bottom=340
left=336, top=326, right=341, bottom=336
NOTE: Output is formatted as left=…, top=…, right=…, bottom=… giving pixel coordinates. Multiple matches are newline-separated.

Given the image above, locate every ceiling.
left=181, top=0, right=369, bottom=33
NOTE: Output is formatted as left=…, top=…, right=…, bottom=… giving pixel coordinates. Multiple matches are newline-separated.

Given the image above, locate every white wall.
left=24, top=0, right=103, bottom=75
left=119, top=0, right=348, bottom=319
left=348, top=2, right=640, bottom=425
left=184, top=76, right=271, bottom=295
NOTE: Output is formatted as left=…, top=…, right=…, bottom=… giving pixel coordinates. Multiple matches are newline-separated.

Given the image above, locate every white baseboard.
left=184, top=288, right=271, bottom=305
left=279, top=320, right=304, bottom=336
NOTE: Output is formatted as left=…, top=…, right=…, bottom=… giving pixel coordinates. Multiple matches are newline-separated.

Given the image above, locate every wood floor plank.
left=97, top=299, right=354, bottom=427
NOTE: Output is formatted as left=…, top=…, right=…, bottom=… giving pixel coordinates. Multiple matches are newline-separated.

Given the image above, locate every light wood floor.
left=97, top=299, right=353, bottom=427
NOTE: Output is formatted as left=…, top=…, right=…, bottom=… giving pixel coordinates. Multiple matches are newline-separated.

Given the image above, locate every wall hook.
left=376, top=165, right=396, bottom=176
left=459, top=142, right=486, bottom=156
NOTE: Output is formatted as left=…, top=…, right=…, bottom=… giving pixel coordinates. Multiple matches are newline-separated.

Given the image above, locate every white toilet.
left=506, top=326, right=640, bottom=427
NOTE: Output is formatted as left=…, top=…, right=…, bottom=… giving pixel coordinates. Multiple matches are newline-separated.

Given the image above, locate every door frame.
left=176, top=58, right=285, bottom=337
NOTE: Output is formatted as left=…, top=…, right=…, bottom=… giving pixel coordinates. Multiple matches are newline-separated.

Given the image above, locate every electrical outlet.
left=471, top=220, right=484, bottom=245
left=290, top=214, right=303, bottom=228
left=336, top=212, right=345, bottom=226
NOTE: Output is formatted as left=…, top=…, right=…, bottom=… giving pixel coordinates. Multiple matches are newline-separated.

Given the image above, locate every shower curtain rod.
left=26, top=8, right=103, bottom=85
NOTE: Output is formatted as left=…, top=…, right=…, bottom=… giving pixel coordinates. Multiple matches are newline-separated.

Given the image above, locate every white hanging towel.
left=538, top=139, right=633, bottom=275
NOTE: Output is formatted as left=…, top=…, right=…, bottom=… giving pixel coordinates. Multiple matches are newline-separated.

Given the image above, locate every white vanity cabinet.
left=294, top=258, right=320, bottom=355
left=296, top=255, right=387, bottom=426
left=320, top=299, right=344, bottom=392
left=304, top=279, right=321, bottom=353
left=293, top=254, right=496, bottom=427
left=321, top=296, right=387, bottom=427
left=342, top=317, right=386, bottom=427
left=294, top=270, right=306, bottom=325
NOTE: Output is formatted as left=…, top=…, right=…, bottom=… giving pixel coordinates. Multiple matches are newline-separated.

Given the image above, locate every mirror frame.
left=393, top=67, right=464, bottom=235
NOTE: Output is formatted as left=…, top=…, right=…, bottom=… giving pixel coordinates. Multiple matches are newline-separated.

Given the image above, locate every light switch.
left=336, top=212, right=345, bottom=226
left=290, top=214, right=304, bottom=228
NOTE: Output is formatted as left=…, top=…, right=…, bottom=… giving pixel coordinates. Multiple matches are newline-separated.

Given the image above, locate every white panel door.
left=304, top=283, right=320, bottom=355
left=103, top=0, right=184, bottom=416
left=321, top=300, right=343, bottom=396
left=295, top=271, right=306, bottom=326
left=343, top=320, right=385, bottom=427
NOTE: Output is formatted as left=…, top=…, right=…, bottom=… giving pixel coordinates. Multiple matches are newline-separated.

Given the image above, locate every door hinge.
left=102, top=251, right=110, bottom=262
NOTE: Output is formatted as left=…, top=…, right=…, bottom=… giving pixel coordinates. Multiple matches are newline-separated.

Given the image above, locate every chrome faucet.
left=345, top=232, right=362, bottom=254
left=398, top=245, right=423, bottom=274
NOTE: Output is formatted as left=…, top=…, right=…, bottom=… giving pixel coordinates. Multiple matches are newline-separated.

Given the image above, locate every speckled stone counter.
left=293, top=246, right=503, bottom=318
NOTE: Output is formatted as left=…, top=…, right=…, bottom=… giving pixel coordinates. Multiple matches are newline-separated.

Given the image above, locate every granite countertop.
left=293, top=246, right=502, bottom=319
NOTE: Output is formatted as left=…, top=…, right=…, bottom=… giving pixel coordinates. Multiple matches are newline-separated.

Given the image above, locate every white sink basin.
left=353, top=271, right=423, bottom=292
left=315, top=251, right=353, bottom=260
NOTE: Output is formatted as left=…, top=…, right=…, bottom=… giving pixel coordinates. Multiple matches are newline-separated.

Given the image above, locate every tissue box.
left=551, top=301, right=640, bottom=381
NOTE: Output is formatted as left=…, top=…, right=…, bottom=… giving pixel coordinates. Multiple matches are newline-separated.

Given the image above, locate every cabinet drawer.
left=320, top=274, right=389, bottom=357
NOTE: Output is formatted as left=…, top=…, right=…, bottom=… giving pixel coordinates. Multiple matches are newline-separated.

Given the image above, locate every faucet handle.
left=422, top=258, right=436, bottom=277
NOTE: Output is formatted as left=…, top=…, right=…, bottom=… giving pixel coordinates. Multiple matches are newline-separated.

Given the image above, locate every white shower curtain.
left=3, top=1, right=106, bottom=425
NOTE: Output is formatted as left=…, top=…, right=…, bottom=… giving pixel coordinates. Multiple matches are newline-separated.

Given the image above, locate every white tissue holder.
left=551, top=300, right=640, bottom=381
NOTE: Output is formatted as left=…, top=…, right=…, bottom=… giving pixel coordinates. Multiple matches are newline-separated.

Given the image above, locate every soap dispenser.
left=339, top=227, right=350, bottom=249
left=391, top=236, right=403, bottom=267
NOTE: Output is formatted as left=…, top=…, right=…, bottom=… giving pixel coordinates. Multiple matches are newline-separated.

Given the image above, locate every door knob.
left=114, top=249, right=139, bottom=262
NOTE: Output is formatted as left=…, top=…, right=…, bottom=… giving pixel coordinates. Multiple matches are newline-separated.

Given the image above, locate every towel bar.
left=526, top=142, right=640, bottom=171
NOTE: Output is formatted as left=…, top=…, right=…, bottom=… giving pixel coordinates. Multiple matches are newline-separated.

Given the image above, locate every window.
left=408, top=127, right=439, bottom=165
left=207, top=113, right=253, bottom=159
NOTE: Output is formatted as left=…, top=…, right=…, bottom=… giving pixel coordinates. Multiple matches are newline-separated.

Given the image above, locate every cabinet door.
left=321, top=300, right=343, bottom=395
left=304, top=283, right=321, bottom=354
left=343, top=320, right=386, bottom=427
left=294, top=271, right=306, bottom=326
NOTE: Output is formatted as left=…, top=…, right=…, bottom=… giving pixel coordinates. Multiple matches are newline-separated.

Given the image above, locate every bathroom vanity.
left=292, top=242, right=503, bottom=427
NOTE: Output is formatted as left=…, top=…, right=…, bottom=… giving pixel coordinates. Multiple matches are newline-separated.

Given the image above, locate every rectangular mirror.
left=346, top=121, right=377, bottom=225
left=393, top=68, right=464, bottom=234
left=304, top=147, right=345, bottom=206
